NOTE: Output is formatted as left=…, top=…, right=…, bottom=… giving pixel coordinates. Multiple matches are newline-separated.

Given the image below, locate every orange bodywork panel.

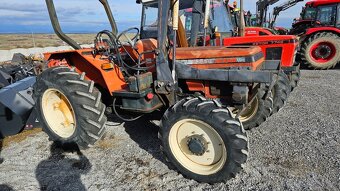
left=222, top=35, right=298, bottom=68
left=185, top=80, right=232, bottom=99
left=44, top=49, right=126, bottom=95
left=171, top=46, right=264, bottom=70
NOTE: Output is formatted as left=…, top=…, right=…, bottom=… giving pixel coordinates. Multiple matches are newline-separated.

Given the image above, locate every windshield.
left=140, top=4, right=159, bottom=39
left=317, top=5, right=337, bottom=26
left=209, top=0, right=234, bottom=33
left=301, top=6, right=317, bottom=20
left=141, top=5, right=158, bottom=30
left=180, top=0, right=233, bottom=33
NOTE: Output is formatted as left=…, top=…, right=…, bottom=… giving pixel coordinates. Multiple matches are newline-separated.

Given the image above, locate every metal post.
left=203, top=0, right=211, bottom=46
left=239, top=0, right=245, bottom=36
left=172, top=0, right=179, bottom=83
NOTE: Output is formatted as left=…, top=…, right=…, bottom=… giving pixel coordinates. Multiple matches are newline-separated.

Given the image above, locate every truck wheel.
left=33, top=67, right=107, bottom=149
left=272, top=71, right=291, bottom=114
left=159, top=97, right=248, bottom=183
left=238, top=88, right=273, bottom=130
left=300, top=32, right=340, bottom=69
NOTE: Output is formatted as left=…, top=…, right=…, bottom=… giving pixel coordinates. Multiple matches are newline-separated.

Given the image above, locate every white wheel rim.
left=239, top=97, right=259, bottom=122
left=169, top=119, right=227, bottom=175
left=41, top=89, right=76, bottom=138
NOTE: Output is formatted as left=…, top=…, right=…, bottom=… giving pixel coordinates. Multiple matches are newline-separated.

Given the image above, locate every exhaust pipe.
left=203, top=0, right=211, bottom=46
left=172, top=0, right=179, bottom=83
left=239, top=0, right=245, bottom=36
left=45, top=0, right=81, bottom=50
left=99, top=0, right=118, bottom=35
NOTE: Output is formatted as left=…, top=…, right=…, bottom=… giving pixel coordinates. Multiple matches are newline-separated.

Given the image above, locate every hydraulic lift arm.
left=270, top=0, right=304, bottom=28
left=256, top=0, right=279, bottom=26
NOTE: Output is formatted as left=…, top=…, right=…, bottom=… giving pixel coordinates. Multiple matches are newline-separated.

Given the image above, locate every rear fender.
left=305, top=27, right=340, bottom=36
left=44, top=49, right=127, bottom=94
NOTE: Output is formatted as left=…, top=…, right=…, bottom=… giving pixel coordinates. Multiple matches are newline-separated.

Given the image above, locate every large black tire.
left=272, top=71, right=291, bottom=114
left=159, top=97, right=248, bottom=183
left=33, top=67, right=107, bottom=149
left=287, top=63, right=300, bottom=91
left=239, top=88, right=273, bottom=130
left=299, top=32, right=340, bottom=69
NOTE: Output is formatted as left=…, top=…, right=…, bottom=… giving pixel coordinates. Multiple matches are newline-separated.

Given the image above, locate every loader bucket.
left=0, top=77, right=37, bottom=138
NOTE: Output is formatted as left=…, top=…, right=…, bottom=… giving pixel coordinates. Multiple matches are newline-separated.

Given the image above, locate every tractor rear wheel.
left=272, top=71, right=291, bottom=114
left=238, top=88, right=273, bottom=130
left=300, top=32, right=340, bottom=69
left=159, top=97, right=248, bottom=183
left=33, top=67, right=107, bottom=149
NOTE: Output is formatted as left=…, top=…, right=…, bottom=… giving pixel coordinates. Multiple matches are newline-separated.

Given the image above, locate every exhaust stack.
left=239, top=0, right=245, bottom=36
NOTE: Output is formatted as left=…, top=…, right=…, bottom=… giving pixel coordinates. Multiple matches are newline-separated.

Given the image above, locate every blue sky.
left=0, top=0, right=309, bottom=33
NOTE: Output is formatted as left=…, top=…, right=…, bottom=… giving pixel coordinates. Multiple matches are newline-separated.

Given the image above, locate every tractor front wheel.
left=300, top=32, right=340, bottom=69
left=33, top=67, right=107, bottom=149
left=159, top=97, right=248, bottom=183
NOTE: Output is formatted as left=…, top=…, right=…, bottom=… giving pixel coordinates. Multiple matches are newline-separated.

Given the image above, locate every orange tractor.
left=35, top=0, right=284, bottom=182
left=140, top=0, right=297, bottom=129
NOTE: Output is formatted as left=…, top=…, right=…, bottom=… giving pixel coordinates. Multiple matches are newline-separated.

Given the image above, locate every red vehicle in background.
left=290, top=0, right=340, bottom=69
left=231, top=0, right=339, bottom=69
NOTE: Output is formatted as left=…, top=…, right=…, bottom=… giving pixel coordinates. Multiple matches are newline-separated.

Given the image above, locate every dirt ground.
left=0, top=69, right=339, bottom=190
left=0, top=34, right=135, bottom=50
left=0, top=34, right=95, bottom=50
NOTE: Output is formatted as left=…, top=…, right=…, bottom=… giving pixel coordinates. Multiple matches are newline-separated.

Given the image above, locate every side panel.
left=222, top=36, right=298, bottom=67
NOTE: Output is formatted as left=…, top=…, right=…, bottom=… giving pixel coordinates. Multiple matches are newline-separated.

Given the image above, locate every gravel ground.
left=0, top=70, right=339, bottom=191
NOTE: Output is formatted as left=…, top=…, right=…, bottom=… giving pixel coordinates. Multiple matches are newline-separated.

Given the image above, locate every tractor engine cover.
left=0, top=77, right=36, bottom=138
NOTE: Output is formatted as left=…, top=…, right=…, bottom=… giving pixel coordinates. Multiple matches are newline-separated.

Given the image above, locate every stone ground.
left=0, top=69, right=339, bottom=191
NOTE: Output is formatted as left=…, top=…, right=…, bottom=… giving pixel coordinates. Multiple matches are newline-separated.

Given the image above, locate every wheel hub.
left=310, top=41, right=336, bottom=63
left=169, top=118, right=227, bottom=175
left=41, top=89, right=76, bottom=138
left=187, top=135, right=207, bottom=156
left=314, top=45, right=332, bottom=59
left=238, top=96, right=259, bottom=122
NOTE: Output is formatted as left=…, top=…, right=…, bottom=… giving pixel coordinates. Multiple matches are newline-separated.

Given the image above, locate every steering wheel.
left=117, top=27, right=140, bottom=47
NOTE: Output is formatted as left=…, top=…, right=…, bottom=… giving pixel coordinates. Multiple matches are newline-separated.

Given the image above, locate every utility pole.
left=31, top=31, right=36, bottom=48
